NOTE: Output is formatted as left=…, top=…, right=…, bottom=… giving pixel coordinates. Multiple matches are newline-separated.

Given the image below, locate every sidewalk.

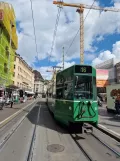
left=98, top=104, right=120, bottom=137
left=0, top=100, right=34, bottom=122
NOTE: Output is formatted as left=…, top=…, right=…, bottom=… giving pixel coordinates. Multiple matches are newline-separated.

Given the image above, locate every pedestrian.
left=34, top=95, right=36, bottom=100
left=10, top=93, right=14, bottom=108
left=115, top=94, right=120, bottom=115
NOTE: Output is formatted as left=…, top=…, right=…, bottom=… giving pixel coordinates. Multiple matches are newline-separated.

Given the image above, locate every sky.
left=3, top=0, right=120, bottom=79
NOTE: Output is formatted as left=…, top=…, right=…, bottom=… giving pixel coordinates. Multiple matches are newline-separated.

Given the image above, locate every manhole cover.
left=47, top=144, right=65, bottom=153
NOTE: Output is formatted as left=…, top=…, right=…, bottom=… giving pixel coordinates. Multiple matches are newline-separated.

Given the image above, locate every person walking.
left=10, top=93, right=14, bottom=108
left=115, top=94, right=120, bottom=115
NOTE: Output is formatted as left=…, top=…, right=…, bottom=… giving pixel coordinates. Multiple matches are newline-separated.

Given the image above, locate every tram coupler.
left=83, top=124, right=93, bottom=134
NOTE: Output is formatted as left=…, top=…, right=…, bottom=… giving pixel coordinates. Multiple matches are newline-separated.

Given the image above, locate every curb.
left=0, top=101, right=36, bottom=129
left=97, top=124, right=120, bottom=142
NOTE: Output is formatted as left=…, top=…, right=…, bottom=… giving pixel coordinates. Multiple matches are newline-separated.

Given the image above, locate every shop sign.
left=96, top=80, right=109, bottom=87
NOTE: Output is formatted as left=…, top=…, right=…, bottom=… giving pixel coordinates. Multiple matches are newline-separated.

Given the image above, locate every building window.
left=5, top=46, right=9, bottom=58
left=4, top=63, right=8, bottom=73
left=13, top=72, right=15, bottom=77
left=13, top=81, right=14, bottom=84
left=14, top=65, right=15, bottom=69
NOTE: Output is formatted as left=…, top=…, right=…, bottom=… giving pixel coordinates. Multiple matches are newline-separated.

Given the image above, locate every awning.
left=6, top=85, right=19, bottom=89
left=25, top=91, right=35, bottom=94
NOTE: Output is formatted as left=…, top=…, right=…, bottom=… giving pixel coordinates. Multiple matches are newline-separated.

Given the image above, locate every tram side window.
left=93, top=76, right=97, bottom=100
left=56, top=88, right=63, bottom=99
left=63, top=82, right=73, bottom=100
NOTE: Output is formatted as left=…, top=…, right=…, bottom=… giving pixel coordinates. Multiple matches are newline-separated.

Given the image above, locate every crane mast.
left=76, top=8, right=84, bottom=64
left=53, top=1, right=120, bottom=64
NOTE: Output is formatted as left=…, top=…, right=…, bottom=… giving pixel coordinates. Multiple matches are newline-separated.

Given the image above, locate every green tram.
left=47, top=65, right=98, bottom=131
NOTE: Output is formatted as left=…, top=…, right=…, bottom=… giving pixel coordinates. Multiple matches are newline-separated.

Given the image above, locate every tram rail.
left=70, top=133, right=94, bottom=161
left=70, top=131, right=120, bottom=160
left=26, top=106, right=40, bottom=161
left=0, top=101, right=37, bottom=151
left=84, top=123, right=120, bottom=157
left=69, top=124, right=120, bottom=161
left=91, top=132, right=120, bottom=158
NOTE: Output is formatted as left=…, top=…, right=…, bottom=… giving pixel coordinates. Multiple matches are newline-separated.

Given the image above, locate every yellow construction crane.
left=53, top=1, right=120, bottom=64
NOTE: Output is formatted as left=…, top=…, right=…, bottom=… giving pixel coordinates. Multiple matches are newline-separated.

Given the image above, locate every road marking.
left=98, top=124, right=120, bottom=137
left=0, top=101, right=36, bottom=128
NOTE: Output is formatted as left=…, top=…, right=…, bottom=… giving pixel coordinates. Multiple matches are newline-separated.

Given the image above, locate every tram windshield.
left=74, top=75, right=93, bottom=99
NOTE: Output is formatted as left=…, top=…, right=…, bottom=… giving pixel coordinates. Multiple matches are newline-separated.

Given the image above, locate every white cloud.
left=112, top=41, right=120, bottom=58
left=92, top=41, right=120, bottom=66
left=112, top=0, right=120, bottom=2
left=36, top=61, right=75, bottom=80
left=57, top=61, right=75, bottom=69
left=96, top=35, right=104, bottom=42
left=3, top=0, right=120, bottom=72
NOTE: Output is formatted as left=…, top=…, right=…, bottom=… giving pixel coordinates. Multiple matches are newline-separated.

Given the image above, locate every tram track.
left=70, top=133, right=94, bottom=161
left=0, top=101, right=42, bottom=161
left=91, top=132, right=120, bottom=158
left=70, top=126, right=120, bottom=161
left=1, top=99, right=118, bottom=161
left=0, top=100, right=37, bottom=151
left=84, top=123, right=120, bottom=157
left=26, top=106, right=40, bottom=161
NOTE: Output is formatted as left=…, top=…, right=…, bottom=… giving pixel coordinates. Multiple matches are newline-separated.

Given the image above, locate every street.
left=1, top=0, right=120, bottom=160
left=0, top=99, right=119, bottom=161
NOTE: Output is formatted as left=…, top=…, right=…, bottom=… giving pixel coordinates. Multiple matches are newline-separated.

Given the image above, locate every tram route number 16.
left=80, top=67, right=86, bottom=73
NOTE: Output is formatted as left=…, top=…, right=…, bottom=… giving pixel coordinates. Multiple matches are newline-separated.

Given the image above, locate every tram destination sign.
left=75, top=65, right=92, bottom=73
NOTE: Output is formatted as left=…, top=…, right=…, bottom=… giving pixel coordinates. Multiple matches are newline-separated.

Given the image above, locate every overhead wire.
left=48, top=7, right=61, bottom=66
left=48, top=0, right=63, bottom=66
left=29, top=0, right=39, bottom=58
left=65, top=0, right=96, bottom=56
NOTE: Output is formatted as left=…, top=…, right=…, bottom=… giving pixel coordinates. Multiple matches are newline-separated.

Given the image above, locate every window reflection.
left=74, top=76, right=93, bottom=99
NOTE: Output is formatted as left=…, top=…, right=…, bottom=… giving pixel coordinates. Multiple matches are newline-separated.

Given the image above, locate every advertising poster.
left=96, top=69, right=109, bottom=87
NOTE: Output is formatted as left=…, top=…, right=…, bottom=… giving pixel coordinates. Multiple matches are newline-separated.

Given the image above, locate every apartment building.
left=13, top=53, right=34, bottom=92
left=115, top=62, right=120, bottom=83
left=0, top=2, right=18, bottom=86
left=33, top=70, right=44, bottom=95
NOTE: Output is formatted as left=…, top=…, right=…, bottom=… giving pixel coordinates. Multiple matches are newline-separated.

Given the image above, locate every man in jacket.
left=9, top=93, right=14, bottom=108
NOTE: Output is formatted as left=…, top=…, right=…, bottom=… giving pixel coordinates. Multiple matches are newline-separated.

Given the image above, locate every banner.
left=96, top=69, right=109, bottom=80
left=96, top=69, right=109, bottom=87
left=96, top=80, right=109, bottom=87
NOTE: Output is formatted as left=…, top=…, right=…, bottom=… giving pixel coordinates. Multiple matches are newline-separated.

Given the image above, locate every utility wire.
left=30, top=0, right=38, bottom=58
left=65, top=0, right=96, bottom=56
left=48, top=7, right=61, bottom=65
left=48, top=0, right=63, bottom=66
